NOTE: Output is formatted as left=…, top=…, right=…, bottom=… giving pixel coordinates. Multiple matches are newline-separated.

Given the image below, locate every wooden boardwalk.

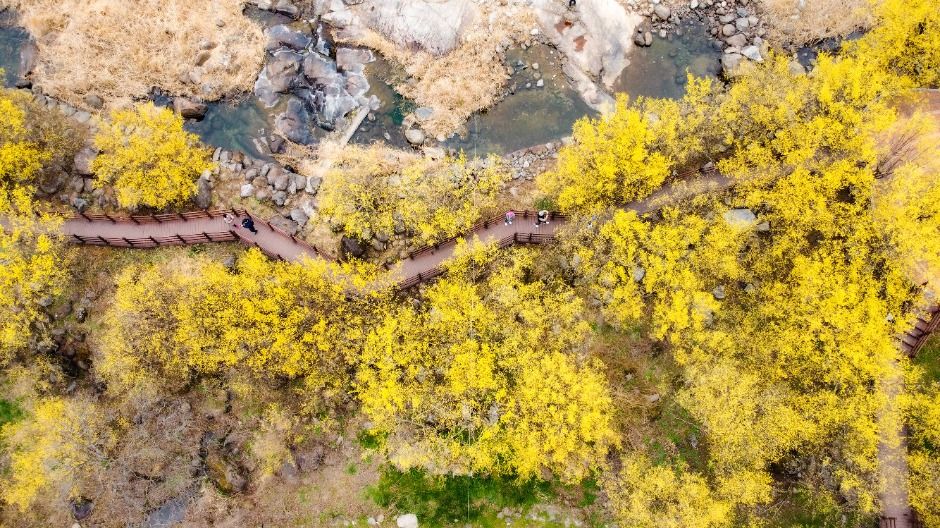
left=65, top=168, right=730, bottom=288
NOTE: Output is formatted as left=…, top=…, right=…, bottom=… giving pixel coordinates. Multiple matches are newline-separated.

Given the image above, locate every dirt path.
left=878, top=357, right=914, bottom=528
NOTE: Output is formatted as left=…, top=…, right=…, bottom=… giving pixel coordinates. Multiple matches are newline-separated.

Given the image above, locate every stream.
left=1, top=15, right=720, bottom=157
left=0, top=16, right=27, bottom=87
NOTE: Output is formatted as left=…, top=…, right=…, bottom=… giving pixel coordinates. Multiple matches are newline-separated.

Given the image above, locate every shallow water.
left=355, top=45, right=596, bottom=156
left=355, top=24, right=720, bottom=156
left=184, top=97, right=277, bottom=160
left=0, top=22, right=27, bottom=87
left=612, top=21, right=722, bottom=100
left=444, top=46, right=596, bottom=156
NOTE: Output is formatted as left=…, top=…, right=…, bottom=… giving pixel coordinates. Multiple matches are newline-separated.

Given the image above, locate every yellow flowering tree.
left=1, top=397, right=105, bottom=511
left=356, top=245, right=617, bottom=482
left=98, top=249, right=388, bottom=401
left=93, top=102, right=213, bottom=210
left=605, top=453, right=732, bottom=528
left=557, top=6, right=940, bottom=520
left=537, top=96, right=673, bottom=214
left=0, top=91, right=46, bottom=198
left=319, top=146, right=508, bottom=245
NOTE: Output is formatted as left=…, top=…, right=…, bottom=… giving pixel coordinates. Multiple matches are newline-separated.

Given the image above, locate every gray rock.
left=73, top=110, right=91, bottom=123
left=305, top=176, right=322, bottom=194
left=414, top=106, right=434, bottom=122
left=274, top=97, right=313, bottom=144
left=39, top=171, right=67, bottom=195
left=788, top=60, right=806, bottom=76
left=721, top=53, right=745, bottom=77
left=302, top=52, right=338, bottom=84
left=173, top=97, right=208, bottom=120
left=195, top=179, right=212, bottom=209
left=723, top=208, right=757, bottom=228
left=294, top=445, right=325, bottom=472
left=269, top=215, right=298, bottom=235
left=646, top=393, right=661, bottom=404
left=272, top=190, right=288, bottom=206
left=83, top=94, right=104, bottom=109
left=336, top=47, right=374, bottom=73
left=273, top=172, right=290, bottom=191
left=719, top=13, right=736, bottom=24
left=756, top=221, right=770, bottom=232
left=240, top=184, right=255, bottom=198
left=273, top=0, right=299, bottom=18
left=712, top=285, right=726, bottom=300
left=721, top=24, right=737, bottom=37
left=653, top=5, right=671, bottom=20
left=267, top=50, right=302, bottom=93
left=396, top=514, right=418, bottom=528
left=405, top=128, right=426, bottom=146
left=341, top=236, right=366, bottom=259
left=289, top=208, right=309, bottom=226
left=725, top=33, right=747, bottom=48
left=741, top=45, right=763, bottom=62
left=265, top=24, right=312, bottom=51
left=292, top=173, right=306, bottom=191
left=632, top=266, right=646, bottom=282
left=73, top=147, right=97, bottom=176
left=71, top=197, right=88, bottom=212
left=735, top=17, right=750, bottom=31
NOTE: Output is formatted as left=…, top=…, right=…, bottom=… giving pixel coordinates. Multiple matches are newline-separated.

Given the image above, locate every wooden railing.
left=902, top=305, right=940, bottom=357
left=68, top=207, right=326, bottom=260
left=404, top=210, right=568, bottom=261
left=397, top=229, right=559, bottom=289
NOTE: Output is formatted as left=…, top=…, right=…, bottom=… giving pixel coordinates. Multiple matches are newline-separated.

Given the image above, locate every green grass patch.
left=0, top=399, right=23, bottom=428
left=366, top=466, right=554, bottom=527
left=915, top=334, right=940, bottom=382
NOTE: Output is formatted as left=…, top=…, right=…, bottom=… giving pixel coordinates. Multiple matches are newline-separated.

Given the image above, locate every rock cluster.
left=628, top=0, right=769, bottom=78
left=253, top=22, right=378, bottom=144
left=212, top=146, right=320, bottom=234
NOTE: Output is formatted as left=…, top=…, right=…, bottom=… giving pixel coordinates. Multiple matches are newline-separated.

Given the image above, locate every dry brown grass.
left=1, top=0, right=265, bottom=108
left=345, top=8, right=537, bottom=138
left=759, top=0, right=874, bottom=44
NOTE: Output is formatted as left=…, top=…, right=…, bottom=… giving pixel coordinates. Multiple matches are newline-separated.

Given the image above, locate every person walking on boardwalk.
left=504, top=210, right=516, bottom=226
left=241, top=217, right=258, bottom=234
left=223, top=212, right=236, bottom=227
left=535, top=209, right=550, bottom=227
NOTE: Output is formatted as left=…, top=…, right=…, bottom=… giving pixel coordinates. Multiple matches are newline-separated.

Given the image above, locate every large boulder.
left=721, top=53, right=745, bottom=77
left=16, top=40, right=38, bottom=87
left=303, top=52, right=339, bottom=84
left=173, top=97, right=208, bottom=120
left=341, top=236, right=366, bottom=259
left=335, top=47, right=374, bottom=73
left=195, top=178, right=212, bottom=209
left=274, top=97, right=313, bottom=144
left=265, top=24, right=313, bottom=51
left=254, top=50, right=303, bottom=106
left=73, top=147, right=97, bottom=177
left=355, top=0, right=480, bottom=55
